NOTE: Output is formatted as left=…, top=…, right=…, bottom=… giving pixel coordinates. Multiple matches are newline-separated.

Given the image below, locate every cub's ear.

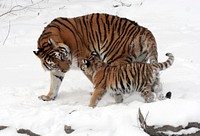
left=91, top=51, right=101, bottom=60
left=33, top=51, right=38, bottom=56
left=48, top=38, right=57, bottom=46
left=91, top=51, right=98, bottom=56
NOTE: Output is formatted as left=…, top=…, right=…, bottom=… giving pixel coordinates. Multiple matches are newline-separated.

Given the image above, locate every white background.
left=0, top=0, right=200, bottom=135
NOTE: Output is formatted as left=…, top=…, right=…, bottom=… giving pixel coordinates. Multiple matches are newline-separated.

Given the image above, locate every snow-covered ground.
left=0, top=0, right=200, bottom=135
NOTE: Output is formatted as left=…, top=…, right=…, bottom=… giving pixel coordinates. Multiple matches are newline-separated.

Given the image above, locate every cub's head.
left=33, top=38, right=72, bottom=73
left=80, top=51, right=102, bottom=76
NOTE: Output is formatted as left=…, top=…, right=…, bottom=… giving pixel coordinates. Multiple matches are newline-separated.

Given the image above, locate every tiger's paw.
left=114, top=94, right=123, bottom=103
left=38, top=95, right=56, bottom=101
left=89, top=103, right=96, bottom=108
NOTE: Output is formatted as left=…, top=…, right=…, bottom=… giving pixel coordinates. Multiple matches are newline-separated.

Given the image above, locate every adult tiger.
left=80, top=52, right=174, bottom=107
left=34, top=13, right=158, bottom=101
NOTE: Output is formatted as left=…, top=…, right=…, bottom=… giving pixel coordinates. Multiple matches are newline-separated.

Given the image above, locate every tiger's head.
left=80, top=51, right=103, bottom=76
left=33, top=38, right=72, bottom=73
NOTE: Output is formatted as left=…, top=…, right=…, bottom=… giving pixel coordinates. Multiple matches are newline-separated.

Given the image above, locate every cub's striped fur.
left=34, top=13, right=158, bottom=101
left=81, top=52, right=174, bottom=107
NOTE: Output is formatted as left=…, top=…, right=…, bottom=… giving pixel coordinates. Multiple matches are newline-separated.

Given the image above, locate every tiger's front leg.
left=39, top=71, right=65, bottom=101
left=89, top=88, right=106, bottom=108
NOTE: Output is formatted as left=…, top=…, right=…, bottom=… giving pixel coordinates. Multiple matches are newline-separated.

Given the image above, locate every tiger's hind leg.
left=39, top=71, right=65, bottom=101
left=152, top=72, right=164, bottom=100
left=141, top=87, right=156, bottom=103
left=152, top=77, right=172, bottom=101
left=89, top=88, right=106, bottom=108
left=149, top=51, right=163, bottom=99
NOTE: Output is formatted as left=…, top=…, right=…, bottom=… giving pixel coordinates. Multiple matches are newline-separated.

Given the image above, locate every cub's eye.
left=81, top=65, right=85, bottom=71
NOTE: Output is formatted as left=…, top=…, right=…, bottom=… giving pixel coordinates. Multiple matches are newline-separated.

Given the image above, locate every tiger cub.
left=81, top=52, right=174, bottom=107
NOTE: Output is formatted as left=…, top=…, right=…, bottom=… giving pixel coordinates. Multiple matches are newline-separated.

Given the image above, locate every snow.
left=1, top=0, right=200, bottom=135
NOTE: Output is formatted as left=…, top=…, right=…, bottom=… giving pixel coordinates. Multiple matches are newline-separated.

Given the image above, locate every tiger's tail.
left=153, top=53, right=174, bottom=71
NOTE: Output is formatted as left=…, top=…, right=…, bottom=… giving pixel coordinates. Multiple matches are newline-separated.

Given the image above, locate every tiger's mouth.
left=42, top=59, right=71, bottom=73
left=59, top=69, right=68, bottom=73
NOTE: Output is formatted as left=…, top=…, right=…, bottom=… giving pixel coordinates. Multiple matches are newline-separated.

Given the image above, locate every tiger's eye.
left=50, top=63, right=57, bottom=68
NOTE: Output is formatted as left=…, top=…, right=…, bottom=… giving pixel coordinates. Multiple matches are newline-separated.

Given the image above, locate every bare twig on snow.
left=17, top=128, right=40, bottom=136
left=2, top=21, right=11, bottom=46
left=138, top=108, right=200, bottom=136
left=0, top=125, right=8, bottom=130
left=0, top=0, right=46, bottom=18
left=64, top=125, right=75, bottom=134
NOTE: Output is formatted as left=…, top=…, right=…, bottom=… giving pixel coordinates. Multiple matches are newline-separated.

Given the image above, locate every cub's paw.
left=38, top=95, right=56, bottom=101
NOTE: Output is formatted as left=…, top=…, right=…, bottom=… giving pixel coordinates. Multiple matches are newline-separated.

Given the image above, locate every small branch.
left=138, top=108, right=146, bottom=129
left=2, top=21, right=11, bottom=46
left=64, top=125, right=75, bottom=134
left=17, top=128, right=40, bottom=136
left=0, top=5, right=23, bottom=17
left=138, top=108, right=200, bottom=136
left=0, top=125, right=8, bottom=130
left=113, top=0, right=132, bottom=8
left=69, top=110, right=76, bottom=114
left=0, top=0, right=46, bottom=18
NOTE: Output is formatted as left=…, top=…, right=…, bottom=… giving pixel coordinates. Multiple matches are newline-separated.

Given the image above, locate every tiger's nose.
left=61, top=69, right=67, bottom=73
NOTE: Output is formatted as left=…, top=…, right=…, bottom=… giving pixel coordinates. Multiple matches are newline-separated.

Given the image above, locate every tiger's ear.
left=33, top=51, right=38, bottom=56
left=48, top=38, right=57, bottom=46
